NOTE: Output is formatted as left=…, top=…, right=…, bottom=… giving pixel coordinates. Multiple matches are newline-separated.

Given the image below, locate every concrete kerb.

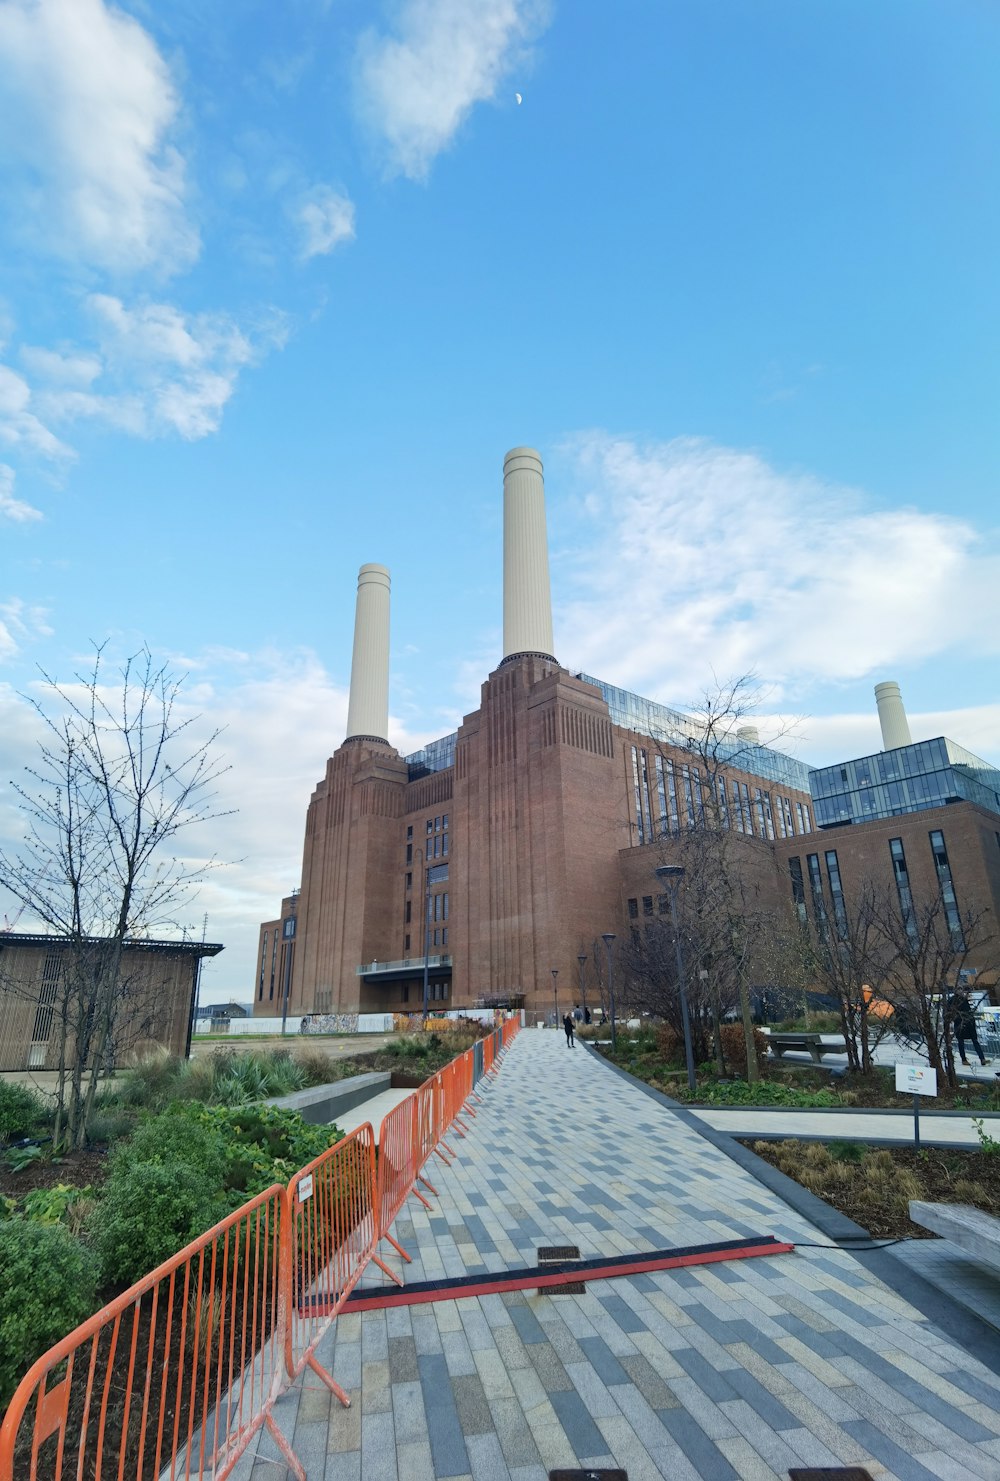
left=581, top=1040, right=1000, bottom=1375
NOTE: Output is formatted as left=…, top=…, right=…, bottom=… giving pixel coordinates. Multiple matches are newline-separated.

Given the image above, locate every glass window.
left=442, top=927, right=448, bottom=946
left=681, top=766, right=695, bottom=828
left=442, top=892, right=449, bottom=920
left=283, top=917, right=296, bottom=938
left=404, top=934, right=410, bottom=952
left=406, top=825, right=413, bottom=840
left=642, top=896, right=653, bottom=916
left=657, top=894, right=668, bottom=914
left=443, top=813, right=449, bottom=829
left=406, top=843, right=412, bottom=864
left=731, top=780, right=745, bottom=833
left=806, top=853, right=829, bottom=944
left=405, top=900, right=411, bottom=924
left=630, top=746, right=645, bottom=845
left=435, top=816, right=441, bottom=832
left=788, top=857, right=807, bottom=926
left=405, top=872, right=412, bottom=890
left=929, top=829, right=964, bottom=947
left=741, top=783, right=754, bottom=834
left=426, top=819, right=433, bottom=834
left=442, top=833, right=449, bottom=855
left=795, top=801, right=805, bottom=834
left=824, top=850, right=848, bottom=938
left=628, top=898, right=639, bottom=919
left=889, top=838, right=919, bottom=949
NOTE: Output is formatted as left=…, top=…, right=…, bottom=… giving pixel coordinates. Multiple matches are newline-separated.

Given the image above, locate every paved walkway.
left=334, top=1087, right=415, bottom=1141
left=691, top=1107, right=990, bottom=1146
left=240, top=1030, right=1000, bottom=1481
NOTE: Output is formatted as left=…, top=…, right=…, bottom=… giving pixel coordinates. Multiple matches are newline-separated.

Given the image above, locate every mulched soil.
left=743, top=1139, right=1000, bottom=1240
left=0, top=1146, right=110, bottom=1199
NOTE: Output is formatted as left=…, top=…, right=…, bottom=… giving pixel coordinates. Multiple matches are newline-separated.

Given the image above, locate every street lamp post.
left=415, top=847, right=431, bottom=1022
left=601, top=933, right=617, bottom=1051
left=551, top=969, right=559, bottom=1027
left=656, top=865, right=696, bottom=1092
left=577, top=953, right=587, bottom=1024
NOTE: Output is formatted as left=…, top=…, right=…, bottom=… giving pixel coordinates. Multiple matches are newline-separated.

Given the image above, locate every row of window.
left=631, top=745, right=812, bottom=845
left=405, top=816, right=450, bottom=864
left=788, top=829, right=965, bottom=950
left=627, top=895, right=669, bottom=918
left=400, top=981, right=449, bottom=1004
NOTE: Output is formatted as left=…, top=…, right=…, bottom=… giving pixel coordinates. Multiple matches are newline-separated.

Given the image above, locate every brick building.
left=254, top=448, right=838, bottom=1020
left=255, top=449, right=1000, bottom=1017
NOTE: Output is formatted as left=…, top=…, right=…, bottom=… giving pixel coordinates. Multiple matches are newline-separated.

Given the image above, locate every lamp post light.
left=414, top=847, right=431, bottom=1023
left=655, top=864, right=696, bottom=1092
left=551, top=969, right=559, bottom=1027
left=601, top=933, right=617, bottom=1052
left=577, top=953, right=587, bottom=1024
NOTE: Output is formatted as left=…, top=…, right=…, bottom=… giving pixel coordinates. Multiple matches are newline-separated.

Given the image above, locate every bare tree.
left=797, top=879, right=895, bottom=1073
left=0, top=647, right=230, bottom=1147
left=627, top=673, right=804, bottom=1081
left=873, top=890, right=994, bottom=1089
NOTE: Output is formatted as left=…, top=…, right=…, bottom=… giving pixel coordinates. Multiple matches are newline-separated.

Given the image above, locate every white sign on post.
left=895, top=1064, right=937, bottom=1097
left=298, top=1173, right=314, bottom=1203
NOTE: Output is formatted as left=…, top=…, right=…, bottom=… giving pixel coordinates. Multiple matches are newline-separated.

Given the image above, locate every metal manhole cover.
left=542, top=1281, right=586, bottom=1294
left=788, top=1470, right=875, bottom=1481
left=549, top=1472, right=627, bottom=1480
left=538, top=1245, right=580, bottom=1261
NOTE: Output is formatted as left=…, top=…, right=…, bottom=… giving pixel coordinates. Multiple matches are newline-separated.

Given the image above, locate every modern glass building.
left=811, top=737, right=1000, bottom=829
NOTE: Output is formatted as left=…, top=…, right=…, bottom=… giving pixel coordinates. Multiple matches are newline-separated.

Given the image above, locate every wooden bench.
left=909, top=1201, right=1000, bottom=1273
left=768, top=1031, right=847, bottom=1064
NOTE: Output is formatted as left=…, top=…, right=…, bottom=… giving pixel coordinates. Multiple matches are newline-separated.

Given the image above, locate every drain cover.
left=538, top=1246, right=581, bottom=1261
left=544, top=1281, right=586, bottom=1294
left=550, top=1472, right=627, bottom=1480
left=788, top=1470, right=875, bottom=1481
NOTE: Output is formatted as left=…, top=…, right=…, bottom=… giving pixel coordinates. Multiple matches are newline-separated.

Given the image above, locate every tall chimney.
left=345, top=563, right=390, bottom=742
left=502, top=447, right=555, bottom=661
left=875, top=680, right=912, bottom=751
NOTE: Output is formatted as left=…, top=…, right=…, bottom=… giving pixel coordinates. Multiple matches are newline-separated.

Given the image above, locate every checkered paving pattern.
left=239, top=1029, right=1000, bottom=1480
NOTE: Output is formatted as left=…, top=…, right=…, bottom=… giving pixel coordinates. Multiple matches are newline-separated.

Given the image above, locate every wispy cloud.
left=294, top=184, right=356, bottom=260
left=356, top=0, right=550, bottom=180
left=0, top=363, right=72, bottom=460
left=0, top=0, right=198, bottom=275
left=26, top=296, right=288, bottom=441
left=0, top=463, right=43, bottom=522
left=553, top=433, right=1000, bottom=703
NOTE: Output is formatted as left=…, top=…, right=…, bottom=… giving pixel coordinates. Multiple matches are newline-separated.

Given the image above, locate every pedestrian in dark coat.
left=562, top=1013, right=575, bottom=1048
left=951, top=991, right=988, bottom=1067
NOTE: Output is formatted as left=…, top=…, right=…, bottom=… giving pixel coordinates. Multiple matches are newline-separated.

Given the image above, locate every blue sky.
left=1, top=0, right=998, bottom=1000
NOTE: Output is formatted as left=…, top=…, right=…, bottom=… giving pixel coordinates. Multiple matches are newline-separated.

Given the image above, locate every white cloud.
left=294, top=185, right=356, bottom=260
left=356, top=0, right=550, bottom=180
left=0, top=596, right=51, bottom=663
left=553, top=433, right=1000, bottom=703
left=27, top=296, right=286, bottom=441
left=0, top=0, right=198, bottom=273
left=0, top=463, right=42, bottom=522
left=0, top=363, right=72, bottom=459
left=20, top=346, right=102, bottom=386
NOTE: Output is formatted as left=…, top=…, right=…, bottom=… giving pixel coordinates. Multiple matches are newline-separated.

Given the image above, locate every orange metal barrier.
left=285, top=1122, right=400, bottom=1408
left=0, top=1023, right=523, bottom=1481
left=0, top=1185, right=301, bottom=1481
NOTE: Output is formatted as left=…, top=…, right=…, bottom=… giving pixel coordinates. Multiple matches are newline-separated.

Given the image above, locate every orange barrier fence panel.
left=376, top=1093, right=423, bottom=1261
left=0, top=1186, right=302, bottom=1481
left=285, top=1123, right=400, bottom=1408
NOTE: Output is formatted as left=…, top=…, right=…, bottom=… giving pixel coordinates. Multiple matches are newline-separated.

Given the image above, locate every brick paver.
left=239, top=1029, right=1000, bottom=1480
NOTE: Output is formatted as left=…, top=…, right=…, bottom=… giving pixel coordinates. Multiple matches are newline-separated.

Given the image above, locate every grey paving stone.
left=452, top=1373, right=497, bottom=1436
left=618, top=1352, right=677, bottom=1409
left=717, top=1364, right=800, bottom=1431
left=487, top=1396, right=543, bottom=1469
left=388, top=1334, right=419, bottom=1383
left=360, top=1408, right=397, bottom=1481
left=547, top=1386, right=610, bottom=1458
left=577, top=1333, right=631, bottom=1387
left=417, top=1352, right=470, bottom=1478
left=842, top=1417, right=951, bottom=1481
left=526, top=1341, right=572, bottom=1392
left=391, top=1378, right=427, bottom=1445
left=466, top=1430, right=514, bottom=1481
left=672, top=1344, right=738, bottom=1402
left=507, top=1304, right=547, bottom=1345
left=657, top=1405, right=740, bottom=1480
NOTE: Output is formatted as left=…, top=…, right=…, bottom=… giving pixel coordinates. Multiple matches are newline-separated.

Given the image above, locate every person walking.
left=562, top=1012, right=576, bottom=1048
left=951, top=989, right=988, bottom=1068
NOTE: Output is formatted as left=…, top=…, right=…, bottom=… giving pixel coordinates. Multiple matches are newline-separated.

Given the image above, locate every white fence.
left=194, top=1013, right=395, bottom=1036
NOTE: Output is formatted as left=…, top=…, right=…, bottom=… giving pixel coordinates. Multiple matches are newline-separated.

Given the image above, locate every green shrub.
left=182, top=1102, right=341, bottom=1196
left=92, top=1162, right=227, bottom=1287
left=84, top=1105, right=138, bottom=1145
left=111, top=1107, right=229, bottom=1186
left=0, top=1081, right=50, bottom=1144
left=0, top=1221, right=100, bottom=1403
left=717, top=1024, right=769, bottom=1076
left=114, top=1051, right=186, bottom=1111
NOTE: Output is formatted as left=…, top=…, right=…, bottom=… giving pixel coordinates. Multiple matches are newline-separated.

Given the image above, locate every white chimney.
left=875, top=681, right=912, bottom=751
left=345, top=564, right=390, bottom=742
left=502, top=447, right=555, bottom=661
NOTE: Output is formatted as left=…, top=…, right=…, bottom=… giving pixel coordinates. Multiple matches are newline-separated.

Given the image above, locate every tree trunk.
left=739, top=979, right=759, bottom=1082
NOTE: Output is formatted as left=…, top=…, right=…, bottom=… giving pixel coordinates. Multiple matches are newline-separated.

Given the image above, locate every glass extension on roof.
left=405, top=732, right=457, bottom=779
left=811, top=737, right=1000, bottom=827
left=578, top=674, right=813, bottom=791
